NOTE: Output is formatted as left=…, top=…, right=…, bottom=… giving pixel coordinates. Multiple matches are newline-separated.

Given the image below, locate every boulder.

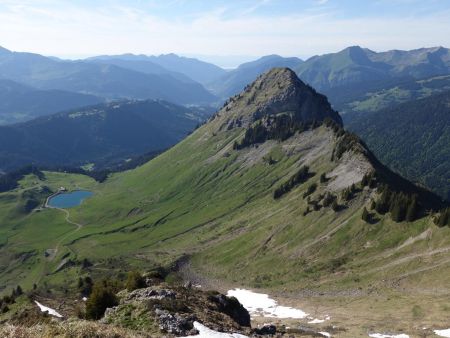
left=155, top=308, right=197, bottom=336
left=209, top=294, right=251, bottom=327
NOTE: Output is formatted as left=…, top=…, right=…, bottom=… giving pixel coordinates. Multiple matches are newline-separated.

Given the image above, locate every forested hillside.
left=0, top=100, right=204, bottom=172
left=346, top=90, right=450, bottom=200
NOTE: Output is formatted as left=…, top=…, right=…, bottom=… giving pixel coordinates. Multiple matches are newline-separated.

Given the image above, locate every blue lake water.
left=48, top=190, right=93, bottom=208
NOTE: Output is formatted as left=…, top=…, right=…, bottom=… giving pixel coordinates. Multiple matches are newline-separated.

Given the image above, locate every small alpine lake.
left=48, top=190, right=93, bottom=209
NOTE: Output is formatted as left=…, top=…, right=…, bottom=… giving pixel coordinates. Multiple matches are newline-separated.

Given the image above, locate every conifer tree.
left=126, top=271, right=146, bottom=291
left=362, top=207, right=370, bottom=222
left=390, top=199, right=405, bottom=222
left=405, top=195, right=418, bottom=222
left=331, top=200, right=339, bottom=212
left=436, top=208, right=450, bottom=227
left=85, top=281, right=118, bottom=320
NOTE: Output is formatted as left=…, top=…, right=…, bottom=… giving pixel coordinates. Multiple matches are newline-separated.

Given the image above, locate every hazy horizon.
left=2, top=45, right=448, bottom=70
left=1, top=0, right=450, bottom=68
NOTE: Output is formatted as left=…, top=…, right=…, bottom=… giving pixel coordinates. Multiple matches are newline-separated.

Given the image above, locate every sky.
left=0, top=0, right=449, bottom=67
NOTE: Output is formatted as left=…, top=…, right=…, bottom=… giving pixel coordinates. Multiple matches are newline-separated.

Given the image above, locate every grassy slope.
left=1, top=119, right=448, bottom=291
left=0, top=172, right=97, bottom=293
left=1, top=119, right=450, bottom=335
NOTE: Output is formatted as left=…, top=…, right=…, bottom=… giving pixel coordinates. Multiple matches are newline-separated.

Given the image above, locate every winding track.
left=34, top=193, right=85, bottom=284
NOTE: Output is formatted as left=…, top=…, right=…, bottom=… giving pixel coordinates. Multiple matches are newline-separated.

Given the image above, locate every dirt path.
left=46, top=206, right=83, bottom=261
left=35, top=204, right=84, bottom=285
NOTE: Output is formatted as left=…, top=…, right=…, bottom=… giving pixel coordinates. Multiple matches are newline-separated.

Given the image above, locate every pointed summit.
left=216, top=67, right=342, bottom=130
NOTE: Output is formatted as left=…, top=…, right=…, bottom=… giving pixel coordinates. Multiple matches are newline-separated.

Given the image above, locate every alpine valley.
left=1, top=65, right=450, bottom=338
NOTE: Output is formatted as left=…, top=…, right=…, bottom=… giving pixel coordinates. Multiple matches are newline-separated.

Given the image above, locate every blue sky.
left=0, top=0, right=449, bottom=67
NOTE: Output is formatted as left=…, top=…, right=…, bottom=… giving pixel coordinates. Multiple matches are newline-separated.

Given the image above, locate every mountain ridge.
left=0, top=47, right=217, bottom=104
left=295, top=45, right=450, bottom=92
left=0, top=78, right=104, bottom=125
left=87, top=52, right=226, bottom=85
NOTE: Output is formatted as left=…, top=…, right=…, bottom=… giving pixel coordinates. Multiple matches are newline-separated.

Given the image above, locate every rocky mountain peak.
left=215, top=67, right=342, bottom=130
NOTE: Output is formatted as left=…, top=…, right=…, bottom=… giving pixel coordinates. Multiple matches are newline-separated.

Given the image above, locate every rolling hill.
left=346, top=90, right=450, bottom=201
left=0, top=79, right=103, bottom=125
left=0, top=47, right=216, bottom=104
left=0, top=68, right=448, bottom=336
left=0, top=100, right=205, bottom=172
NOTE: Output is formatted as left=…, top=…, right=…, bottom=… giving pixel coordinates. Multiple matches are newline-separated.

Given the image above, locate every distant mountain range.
left=2, top=45, right=450, bottom=124
left=295, top=46, right=450, bottom=93
left=0, top=79, right=103, bottom=125
left=0, top=100, right=204, bottom=171
left=0, top=47, right=217, bottom=105
left=87, top=53, right=227, bottom=85
left=346, top=90, right=450, bottom=201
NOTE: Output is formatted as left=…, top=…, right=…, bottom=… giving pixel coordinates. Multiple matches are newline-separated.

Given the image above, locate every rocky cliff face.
left=213, top=68, right=342, bottom=131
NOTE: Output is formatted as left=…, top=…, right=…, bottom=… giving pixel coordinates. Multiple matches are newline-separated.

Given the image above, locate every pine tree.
left=436, top=208, right=450, bottom=227
left=341, top=187, right=353, bottom=201
left=362, top=207, right=370, bottom=222
left=85, top=282, right=118, bottom=320
left=126, top=271, right=146, bottom=291
left=322, top=193, right=336, bottom=207
left=405, top=195, right=418, bottom=222
left=361, top=173, right=370, bottom=187
left=390, top=194, right=407, bottom=222
left=375, top=186, right=391, bottom=214
left=331, top=200, right=339, bottom=212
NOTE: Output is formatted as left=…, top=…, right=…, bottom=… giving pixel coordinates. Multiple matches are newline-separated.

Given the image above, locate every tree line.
left=0, top=166, right=45, bottom=193
left=273, top=166, right=311, bottom=199
left=234, top=115, right=320, bottom=150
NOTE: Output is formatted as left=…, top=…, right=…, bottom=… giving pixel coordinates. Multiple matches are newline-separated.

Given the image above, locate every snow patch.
left=309, top=315, right=331, bottom=324
left=182, top=321, right=248, bottom=338
left=435, top=329, right=450, bottom=338
left=368, top=334, right=409, bottom=338
left=34, top=300, right=63, bottom=318
left=227, top=288, right=308, bottom=319
left=319, top=332, right=331, bottom=337
left=309, top=318, right=325, bottom=324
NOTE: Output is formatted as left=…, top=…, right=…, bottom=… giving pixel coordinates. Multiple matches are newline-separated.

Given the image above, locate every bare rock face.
left=208, top=293, right=251, bottom=327
left=103, top=285, right=251, bottom=336
left=215, top=68, right=342, bottom=130
left=154, top=308, right=197, bottom=336
left=125, top=287, right=176, bottom=302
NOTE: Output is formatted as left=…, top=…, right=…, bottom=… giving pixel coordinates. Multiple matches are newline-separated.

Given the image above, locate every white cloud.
left=0, top=1, right=448, bottom=59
